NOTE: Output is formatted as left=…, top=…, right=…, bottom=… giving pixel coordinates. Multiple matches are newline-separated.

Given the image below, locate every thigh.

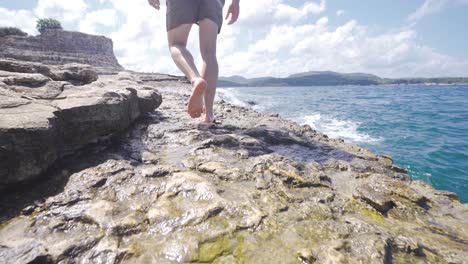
left=198, top=19, right=218, bottom=58
left=167, top=23, right=193, bottom=47
left=199, top=0, right=224, bottom=34
left=166, top=0, right=199, bottom=33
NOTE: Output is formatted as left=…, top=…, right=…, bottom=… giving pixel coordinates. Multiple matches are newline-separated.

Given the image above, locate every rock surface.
left=0, top=30, right=123, bottom=72
left=1, top=71, right=467, bottom=263
left=0, top=59, right=162, bottom=185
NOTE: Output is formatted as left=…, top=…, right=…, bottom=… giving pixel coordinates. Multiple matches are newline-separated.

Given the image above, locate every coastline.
left=218, top=84, right=468, bottom=203
left=219, top=83, right=468, bottom=88
left=1, top=69, right=467, bottom=263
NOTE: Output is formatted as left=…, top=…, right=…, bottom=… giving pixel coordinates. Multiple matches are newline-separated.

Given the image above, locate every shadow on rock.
left=0, top=110, right=161, bottom=224
left=0, top=142, right=117, bottom=224
left=197, top=124, right=356, bottom=164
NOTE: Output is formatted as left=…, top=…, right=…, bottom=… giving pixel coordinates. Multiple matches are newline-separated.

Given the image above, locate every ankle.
left=205, top=111, right=215, bottom=118
left=190, top=76, right=204, bottom=83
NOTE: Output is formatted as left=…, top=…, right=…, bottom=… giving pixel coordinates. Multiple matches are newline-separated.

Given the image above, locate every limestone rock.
left=47, top=63, right=98, bottom=85
left=0, top=60, right=163, bottom=185
left=0, top=30, right=123, bottom=71
left=0, top=59, right=98, bottom=84
left=0, top=72, right=50, bottom=87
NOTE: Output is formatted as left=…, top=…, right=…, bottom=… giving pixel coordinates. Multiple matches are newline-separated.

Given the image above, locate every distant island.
left=219, top=71, right=468, bottom=87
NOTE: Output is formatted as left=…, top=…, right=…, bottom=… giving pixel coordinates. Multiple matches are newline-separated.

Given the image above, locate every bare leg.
left=168, top=24, right=206, bottom=118
left=199, top=19, right=219, bottom=123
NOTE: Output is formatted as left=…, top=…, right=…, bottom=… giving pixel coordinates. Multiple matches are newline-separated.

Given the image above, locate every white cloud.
left=2, top=0, right=467, bottom=78
left=96, top=0, right=327, bottom=74
left=101, top=0, right=468, bottom=78
left=407, top=0, right=448, bottom=22
left=218, top=17, right=468, bottom=78
left=336, top=10, right=345, bottom=17
left=34, top=0, right=88, bottom=23
left=0, top=7, right=37, bottom=35
left=79, top=9, right=118, bottom=34
left=408, top=0, right=468, bottom=22
left=238, top=0, right=325, bottom=27
left=102, top=0, right=172, bottom=73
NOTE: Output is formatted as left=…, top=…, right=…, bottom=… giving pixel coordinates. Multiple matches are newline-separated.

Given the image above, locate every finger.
left=149, top=0, right=160, bottom=10
left=228, top=9, right=239, bottom=25
left=228, top=14, right=237, bottom=25
left=232, top=12, right=239, bottom=24
left=225, top=8, right=231, bottom=20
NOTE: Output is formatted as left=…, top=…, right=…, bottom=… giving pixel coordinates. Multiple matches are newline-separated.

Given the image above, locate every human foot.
left=204, top=113, right=217, bottom=124
left=187, top=78, right=207, bottom=118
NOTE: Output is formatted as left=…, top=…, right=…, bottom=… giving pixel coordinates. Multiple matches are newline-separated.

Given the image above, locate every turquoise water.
left=218, top=85, right=468, bottom=202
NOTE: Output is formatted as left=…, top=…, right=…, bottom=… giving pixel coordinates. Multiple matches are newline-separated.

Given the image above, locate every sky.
left=0, top=0, right=467, bottom=78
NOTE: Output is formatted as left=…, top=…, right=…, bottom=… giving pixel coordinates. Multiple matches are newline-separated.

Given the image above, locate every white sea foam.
left=218, top=89, right=382, bottom=144
left=298, top=114, right=382, bottom=144
left=217, top=88, right=251, bottom=108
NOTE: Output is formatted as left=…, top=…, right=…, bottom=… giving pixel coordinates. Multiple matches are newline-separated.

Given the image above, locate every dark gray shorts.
left=166, top=0, right=225, bottom=34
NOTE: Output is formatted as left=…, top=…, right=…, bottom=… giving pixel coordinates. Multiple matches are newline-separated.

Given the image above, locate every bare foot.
left=187, top=78, right=207, bottom=118
left=204, top=113, right=216, bottom=124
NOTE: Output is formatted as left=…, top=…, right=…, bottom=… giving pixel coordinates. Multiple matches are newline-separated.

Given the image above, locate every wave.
left=217, top=88, right=251, bottom=108
left=297, top=114, right=382, bottom=144
left=218, top=88, right=382, bottom=144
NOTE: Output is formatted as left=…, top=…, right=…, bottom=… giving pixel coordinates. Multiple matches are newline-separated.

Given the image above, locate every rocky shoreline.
left=0, top=61, right=467, bottom=263
left=1, top=29, right=467, bottom=264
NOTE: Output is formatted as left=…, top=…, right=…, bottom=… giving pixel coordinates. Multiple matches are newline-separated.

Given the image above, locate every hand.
left=148, top=0, right=160, bottom=10
left=225, top=1, right=240, bottom=25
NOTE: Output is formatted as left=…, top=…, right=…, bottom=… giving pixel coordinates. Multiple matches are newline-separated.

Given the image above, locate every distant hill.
left=219, top=71, right=468, bottom=87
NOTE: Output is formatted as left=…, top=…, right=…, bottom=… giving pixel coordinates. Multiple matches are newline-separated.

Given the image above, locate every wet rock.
left=244, top=127, right=306, bottom=146
left=141, top=151, right=160, bottom=164
left=82, top=200, right=145, bottom=236
left=323, top=158, right=350, bottom=171
left=354, top=184, right=395, bottom=214
left=200, top=134, right=240, bottom=148
left=391, top=165, right=408, bottom=173
left=141, top=165, right=174, bottom=178
left=255, top=170, right=274, bottom=190
left=0, top=219, right=52, bottom=264
left=0, top=239, right=52, bottom=264
left=83, top=236, right=125, bottom=264
left=377, top=155, right=393, bottom=166
left=196, top=161, right=241, bottom=180
left=148, top=172, right=227, bottom=231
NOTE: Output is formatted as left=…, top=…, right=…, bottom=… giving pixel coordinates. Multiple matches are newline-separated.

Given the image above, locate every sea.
left=217, top=85, right=468, bottom=203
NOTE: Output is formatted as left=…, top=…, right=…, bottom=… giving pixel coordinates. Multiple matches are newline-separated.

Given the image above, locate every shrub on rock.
left=0, top=27, right=28, bottom=37
left=36, top=18, right=63, bottom=34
